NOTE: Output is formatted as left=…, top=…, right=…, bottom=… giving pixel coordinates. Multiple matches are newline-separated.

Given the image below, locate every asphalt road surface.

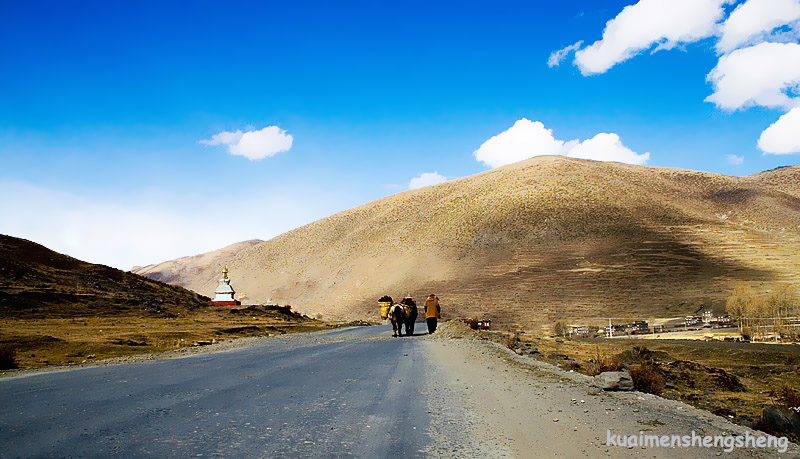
left=3, top=324, right=798, bottom=458
left=0, top=325, right=433, bottom=458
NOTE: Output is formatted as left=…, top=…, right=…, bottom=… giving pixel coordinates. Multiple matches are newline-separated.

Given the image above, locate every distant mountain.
left=132, top=239, right=262, bottom=288
left=132, top=157, right=800, bottom=328
left=0, top=235, right=209, bottom=317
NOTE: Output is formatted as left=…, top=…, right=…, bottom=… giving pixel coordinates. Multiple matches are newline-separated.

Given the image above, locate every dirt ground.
left=425, top=321, right=800, bottom=458
left=0, top=304, right=332, bottom=369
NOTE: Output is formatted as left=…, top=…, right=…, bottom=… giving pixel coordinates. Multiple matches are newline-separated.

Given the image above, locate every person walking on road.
left=424, top=294, right=440, bottom=334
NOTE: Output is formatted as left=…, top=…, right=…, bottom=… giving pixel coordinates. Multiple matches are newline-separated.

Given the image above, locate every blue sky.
left=1, top=0, right=799, bottom=269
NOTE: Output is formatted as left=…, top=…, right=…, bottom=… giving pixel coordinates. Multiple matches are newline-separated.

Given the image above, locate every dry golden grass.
left=0, top=306, right=328, bottom=368
left=135, top=157, right=800, bottom=327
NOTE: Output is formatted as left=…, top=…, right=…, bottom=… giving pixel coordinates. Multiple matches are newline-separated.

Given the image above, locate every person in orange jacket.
left=424, top=294, right=440, bottom=334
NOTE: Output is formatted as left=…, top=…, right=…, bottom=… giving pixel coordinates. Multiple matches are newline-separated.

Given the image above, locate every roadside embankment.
left=424, top=321, right=799, bottom=458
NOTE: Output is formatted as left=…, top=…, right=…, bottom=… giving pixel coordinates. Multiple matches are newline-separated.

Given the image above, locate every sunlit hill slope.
left=134, top=156, right=800, bottom=328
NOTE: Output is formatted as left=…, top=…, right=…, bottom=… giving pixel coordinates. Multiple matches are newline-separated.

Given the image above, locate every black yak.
left=389, top=303, right=407, bottom=337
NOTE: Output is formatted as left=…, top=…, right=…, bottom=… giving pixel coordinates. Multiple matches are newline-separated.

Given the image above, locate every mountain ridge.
left=133, top=156, right=800, bottom=328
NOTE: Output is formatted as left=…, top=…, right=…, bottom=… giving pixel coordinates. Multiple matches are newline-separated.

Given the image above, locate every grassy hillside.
left=0, top=234, right=210, bottom=317
left=134, top=157, right=800, bottom=328
left=0, top=235, right=328, bottom=369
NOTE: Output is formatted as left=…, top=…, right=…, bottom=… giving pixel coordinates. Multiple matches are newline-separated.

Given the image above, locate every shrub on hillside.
left=502, top=332, right=519, bottom=350
left=586, top=346, right=618, bottom=376
left=629, top=363, right=665, bottom=395
left=774, top=384, right=800, bottom=409
left=0, top=346, right=18, bottom=370
left=553, top=320, right=568, bottom=337
left=615, top=346, right=670, bottom=365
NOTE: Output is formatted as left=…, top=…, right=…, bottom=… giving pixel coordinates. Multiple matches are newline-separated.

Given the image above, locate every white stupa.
left=212, top=266, right=240, bottom=306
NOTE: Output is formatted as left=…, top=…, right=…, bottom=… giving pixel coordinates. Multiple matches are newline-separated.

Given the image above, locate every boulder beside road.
left=762, top=406, right=800, bottom=436
left=594, top=371, right=634, bottom=391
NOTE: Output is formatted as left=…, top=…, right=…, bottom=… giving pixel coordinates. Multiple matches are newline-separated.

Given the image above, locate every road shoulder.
left=425, top=322, right=800, bottom=458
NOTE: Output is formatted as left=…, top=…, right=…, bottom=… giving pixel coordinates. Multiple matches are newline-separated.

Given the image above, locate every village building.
left=685, top=315, right=703, bottom=327
left=211, top=266, right=240, bottom=306
left=702, top=310, right=713, bottom=324
left=569, top=325, right=599, bottom=337
left=630, top=320, right=650, bottom=334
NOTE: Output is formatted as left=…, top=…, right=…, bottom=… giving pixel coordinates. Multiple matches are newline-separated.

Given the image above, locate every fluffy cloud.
left=548, top=41, right=583, bottom=68
left=567, top=133, right=650, bottom=165
left=408, top=172, right=448, bottom=190
left=473, top=119, right=575, bottom=168
left=550, top=0, right=800, bottom=155
left=199, top=130, right=244, bottom=146
left=200, top=126, right=293, bottom=160
left=706, top=42, right=800, bottom=110
left=726, top=154, right=745, bottom=164
left=473, top=118, right=649, bottom=168
left=717, top=0, right=800, bottom=53
left=757, top=107, right=800, bottom=153
left=572, top=0, right=727, bottom=75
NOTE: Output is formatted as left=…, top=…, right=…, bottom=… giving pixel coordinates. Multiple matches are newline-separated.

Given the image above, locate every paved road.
left=0, top=325, right=433, bottom=458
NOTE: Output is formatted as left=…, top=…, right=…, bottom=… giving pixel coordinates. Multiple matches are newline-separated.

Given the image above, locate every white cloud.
left=726, top=154, right=745, bottom=164
left=199, top=130, right=244, bottom=146
left=200, top=125, right=293, bottom=160
left=757, top=106, right=800, bottom=153
left=408, top=172, right=448, bottom=190
left=717, top=0, right=800, bottom=53
left=572, top=0, right=727, bottom=75
left=706, top=42, right=800, bottom=110
left=474, top=119, right=649, bottom=168
left=567, top=133, right=650, bottom=165
left=548, top=41, right=583, bottom=67
left=473, top=119, right=576, bottom=168
left=549, top=0, right=800, bottom=156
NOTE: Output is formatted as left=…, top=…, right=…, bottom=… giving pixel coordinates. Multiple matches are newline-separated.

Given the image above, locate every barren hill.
left=133, top=157, right=800, bottom=328
left=0, top=234, right=210, bottom=317
left=132, top=239, right=262, bottom=287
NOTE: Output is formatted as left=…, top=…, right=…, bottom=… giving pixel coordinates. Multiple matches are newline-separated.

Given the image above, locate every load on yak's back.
left=378, top=295, right=418, bottom=337
left=378, top=295, right=393, bottom=320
